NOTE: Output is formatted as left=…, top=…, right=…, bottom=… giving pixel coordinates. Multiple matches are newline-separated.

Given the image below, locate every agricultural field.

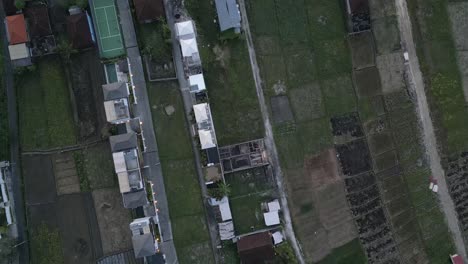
left=16, top=57, right=76, bottom=150
left=224, top=167, right=276, bottom=234
left=184, top=0, right=264, bottom=145
left=148, top=81, right=214, bottom=264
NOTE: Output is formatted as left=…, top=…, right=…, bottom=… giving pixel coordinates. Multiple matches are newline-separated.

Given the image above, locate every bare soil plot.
left=369, top=0, right=396, bottom=20
left=27, top=203, right=59, bottom=231
left=353, top=67, right=382, bottom=98
left=348, top=31, right=375, bottom=69
left=70, top=50, right=107, bottom=141
left=53, top=152, right=80, bottom=195
left=92, top=188, right=132, bottom=255
left=371, top=17, right=401, bottom=55
left=447, top=2, right=468, bottom=50
left=23, top=155, right=57, bottom=205
left=289, top=83, right=324, bottom=121
left=383, top=88, right=413, bottom=112
left=376, top=53, right=405, bottom=94
left=270, top=96, right=294, bottom=124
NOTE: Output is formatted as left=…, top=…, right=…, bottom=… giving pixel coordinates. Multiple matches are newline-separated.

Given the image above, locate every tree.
left=275, top=242, right=298, bottom=264
left=14, top=0, right=25, bottom=9
left=56, top=39, right=77, bottom=63
left=208, top=182, right=231, bottom=200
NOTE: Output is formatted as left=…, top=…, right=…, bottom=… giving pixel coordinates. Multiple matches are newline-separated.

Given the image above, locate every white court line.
left=93, top=4, right=114, bottom=10
left=103, top=46, right=124, bottom=53
left=103, top=8, right=111, bottom=38
left=101, top=34, right=121, bottom=40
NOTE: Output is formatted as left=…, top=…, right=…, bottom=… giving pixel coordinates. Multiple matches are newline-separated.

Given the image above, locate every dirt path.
left=395, top=0, right=467, bottom=259
left=238, top=0, right=305, bottom=262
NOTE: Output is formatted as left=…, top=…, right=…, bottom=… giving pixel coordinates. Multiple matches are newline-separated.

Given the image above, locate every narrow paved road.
left=0, top=2, right=28, bottom=264
left=395, top=0, right=467, bottom=259
left=238, top=0, right=305, bottom=262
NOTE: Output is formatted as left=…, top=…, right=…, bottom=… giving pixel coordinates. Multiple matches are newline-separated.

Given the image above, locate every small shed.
left=218, top=221, right=235, bottom=240
left=263, top=211, right=280, bottom=226
left=267, top=199, right=280, bottom=212
left=272, top=231, right=284, bottom=245
left=133, top=0, right=164, bottom=23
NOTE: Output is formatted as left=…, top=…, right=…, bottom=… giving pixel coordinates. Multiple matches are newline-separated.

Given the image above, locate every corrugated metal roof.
left=214, top=0, right=241, bottom=31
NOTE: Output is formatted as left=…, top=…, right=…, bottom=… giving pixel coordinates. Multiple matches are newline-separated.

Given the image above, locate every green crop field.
left=184, top=0, right=263, bottom=146
left=16, top=57, right=76, bottom=150
left=148, top=81, right=214, bottom=264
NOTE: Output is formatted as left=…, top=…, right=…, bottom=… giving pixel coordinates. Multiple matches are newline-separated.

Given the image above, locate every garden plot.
left=368, top=132, right=394, bottom=156
left=314, top=38, right=352, bottom=78
left=353, top=67, right=382, bottom=97
left=321, top=75, right=357, bottom=116
left=275, top=0, right=309, bottom=46
left=254, top=35, right=282, bottom=56
left=53, top=152, right=80, bottom=195
left=289, top=83, right=324, bottom=121
left=447, top=2, right=468, bottom=50
left=446, top=153, right=468, bottom=242
left=376, top=53, right=405, bottom=94
left=336, top=139, right=372, bottom=176
left=371, top=17, right=401, bottom=55
left=270, top=95, right=294, bottom=124
left=247, top=0, right=279, bottom=35
left=284, top=49, right=316, bottom=88
left=259, top=55, right=288, bottom=96
left=330, top=112, right=364, bottom=144
left=383, top=89, right=413, bottom=112
left=373, top=150, right=399, bottom=173
left=348, top=31, right=375, bottom=70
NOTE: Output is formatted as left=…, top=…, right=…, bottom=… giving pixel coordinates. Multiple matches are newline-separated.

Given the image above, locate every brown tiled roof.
left=133, top=0, right=164, bottom=23
left=6, top=14, right=28, bottom=44
left=66, top=13, right=93, bottom=49
left=237, top=232, right=275, bottom=264
left=24, top=5, right=52, bottom=37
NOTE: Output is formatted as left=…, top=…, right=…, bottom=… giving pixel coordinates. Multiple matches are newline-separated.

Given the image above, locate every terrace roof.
left=67, top=12, right=94, bottom=49
left=102, top=82, right=129, bottom=101
left=109, top=133, right=138, bottom=152
left=8, top=43, right=30, bottom=60
left=199, top=129, right=216, bottom=150
left=104, top=98, right=130, bottom=123
left=24, top=5, right=52, bottom=37
left=122, top=189, right=148, bottom=208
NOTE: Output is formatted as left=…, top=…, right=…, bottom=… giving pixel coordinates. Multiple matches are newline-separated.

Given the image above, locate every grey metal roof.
left=214, top=0, right=241, bottom=32
left=132, top=233, right=155, bottom=258
left=122, top=189, right=148, bottom=209
left=103, top=82, right=129, bottom=101
left=109, top=133, right=138, bottom=152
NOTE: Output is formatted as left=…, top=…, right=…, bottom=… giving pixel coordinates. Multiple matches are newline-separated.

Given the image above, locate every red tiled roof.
left=237, top=232, right=275, bottom=264
left=66, top=13, right=93, bottom=49
left=24, top=5, right=52, bottom=37
left=452, top=255, right=464, bottom=264
left=6, top=14, right=28, bottom=44
left=133, top=0, right=164, bottom=23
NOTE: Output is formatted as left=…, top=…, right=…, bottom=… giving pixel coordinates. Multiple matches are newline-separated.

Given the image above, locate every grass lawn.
left=16, top=57, right=76, bottom=150
left=148, top=81, right=214, bottom=264
left=185, top=0, right=264, bottom=145
left=74, top=143, right=116, bottom=191
left=316, top=239, right=366, bottom=264
left=30, top=223, right=64, bottom=264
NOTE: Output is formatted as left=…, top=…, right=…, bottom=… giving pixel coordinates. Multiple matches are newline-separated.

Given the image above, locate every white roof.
left=268, top=200, right=281, bottom=212
left=193, top=103, right=209, bottom=124
left=112, top=152, right=127, bottom=173
left=175, top=20, right=195, bottom=38
left=180, top=38, right=199, bottom=58
left=189, top=74, right=206, bottom=92
left=117, top=171, right=130, bottom=193
left=264, top=211, right=280, bottom=226
left=199, top=129, right=216, bottom=149
left=8, top=43, right=29, bottom=60
left=218, top=221, right=235, bottom=240
left=218, top=198, right=232, bottom=221
left=272, top=231, right=284, bottom=245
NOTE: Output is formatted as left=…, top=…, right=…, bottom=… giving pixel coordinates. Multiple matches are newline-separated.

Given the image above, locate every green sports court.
left=91, top=0, right=125, bottom=59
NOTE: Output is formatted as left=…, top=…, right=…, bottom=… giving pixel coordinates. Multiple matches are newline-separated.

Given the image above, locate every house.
left=130, top=217, right=159, bottom=258
left=188, top=73, right=206, bottom=92
left=5, top=14, right=28, bottom=45
left=179, top=37, right=200, bottom=66
left=110, top=133, right=148, bottom=208
left=67, top=11, right=94, bottom=49
left=175, top=20, right=195, bottom=39
left=193, top=103, right=217, bottom=150
left=214, top=0, right=241, bottom=33
left=133, top=0, right=164, bottom=24
left=5, top=14, right=32, bottom=67
left=24, top=5, right=52, bottom=38
left=237, top=232, right=275, bottom=264
left=102, top=82, right=131, bottom=124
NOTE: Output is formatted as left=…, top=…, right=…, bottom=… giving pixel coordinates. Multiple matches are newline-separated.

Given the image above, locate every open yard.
left=16, top=57, right=76, bottom=150
left=185, top=0, right=264, bottom=145
left=148, top=81, right=214, bottom=264
left=224, top=167, right=276, bottom=234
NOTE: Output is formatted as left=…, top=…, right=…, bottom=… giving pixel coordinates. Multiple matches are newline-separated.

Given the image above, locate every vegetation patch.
left=30, top=223, right=64, bottom=264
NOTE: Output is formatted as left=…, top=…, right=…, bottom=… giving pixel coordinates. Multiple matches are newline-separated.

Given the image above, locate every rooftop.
left=104, top=98, right=131, bottom=123
left=214, top=0, right=241, bottom=32
left=24, top=5, right=52, bottom=38
left=130, top=217, right=158, bottom=258
left=180, top=37, right=199, bottom=59
left=175, top=20, right=195, bottom=39
left=199, top=129, right=217, bottom=150
left=102, top=82, right=130, bottom=101
left=188, top=74, right=206, bottom=92
left=133, top=0, right=164, bottom=23
left=6, top=14, right=28, bottom=45
left=122, top=189, right=149, bottom=209
left=67, top=12, right=94, bottom=49
left=237, top=232, right=275, bottom=264
left=109, top=133, right=138, bottom=152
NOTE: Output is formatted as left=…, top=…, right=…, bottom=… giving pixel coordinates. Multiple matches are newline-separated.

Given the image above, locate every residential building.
left=24, top=5, right=52, bottom=38
left=188, top=73, right=206, bottom=93
left=193, top=103, right=217, bottom=150
left=237, top=232, right=275, bottom=264
left=5, top=14, right=32, bottom=67
left=102, top=82, right=131, bottom=124
left=67, top=11, right=95, bottom=49
left=130, top=217, right=159, bottom=258
left=175, top=20, right=195, bottom=40
left=109, top=133, right=148, bottom=208
left=133, top=0, right=164, bottom=23
left=175, top=20, right=201, bottom=66
left=214, top=0, right=241, bottom=33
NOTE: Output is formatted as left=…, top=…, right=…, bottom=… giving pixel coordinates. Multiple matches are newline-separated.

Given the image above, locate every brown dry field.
left=286, top=148, right=357, bottom=263
left=53, top=152, right=80, bottom=195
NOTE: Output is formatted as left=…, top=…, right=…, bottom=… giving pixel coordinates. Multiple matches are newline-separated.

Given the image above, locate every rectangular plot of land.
left=248, top=0, right=279, bottom=35
left=321, top=75, right=357, bottom=116
left=255, top=35, right=282, bottom=56
left=92, top=0, right=124, bottom=58
left=275, top=0, right=309, bottom=45
left=368, top=132, right=394, bottom=156
left=369, top=0, right=396, bottom=20
left=23, top=155, right=57, bottom=204
left=353, top=67, right=382, bottom=97
left=259, top=55, right=288, bottom=96
left=377, top=52, right=405, bottom=93
left=372, top=16, right=401, bottom=55
left=374, top=150, right=399, bottom=172
left=448, top=2, right=468, bottom=51
left=315, top=38, right=351, bottom=78
left=330, top=112, right=364, bottom=144
left=336, top=139, right=372, bottom=176
left=348, top=31, right=375, bottom=69
left=457, top=51, right=468, bottom=103
left=53, top=153, right=80, bottom=195
left=270, top=95, right=294, bottom=124
left=289, top=83, right=324, bottom=121
left=285, top=50, right=316, bottom=88
left=297, top=119, right=333, bottom=155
